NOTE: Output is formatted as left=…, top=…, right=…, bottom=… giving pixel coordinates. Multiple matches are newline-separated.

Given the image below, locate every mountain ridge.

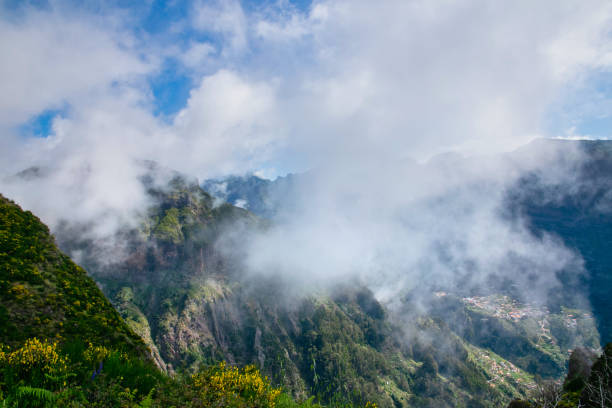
left=56, top=164, right=600, bottom=407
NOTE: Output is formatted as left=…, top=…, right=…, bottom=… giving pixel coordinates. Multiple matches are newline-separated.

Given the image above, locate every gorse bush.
left=82, top=343, right=110, bottom=368
left=0, top=337, right=160, bottom=407
left=0, top=337, right=378, bottom=407
left=0, top=338, right=68, bottom=391
left=192, top=362, right=282, bottom=407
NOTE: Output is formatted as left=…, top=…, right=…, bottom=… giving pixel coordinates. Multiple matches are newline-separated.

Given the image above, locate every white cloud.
left=0, top=67, right=287, bottom=230
left=210, top=0, right=612, bottom=308
left=0, top=4, right=284, bottom=233
left=0, top=7, right=151, bottom=127
left=0, top=86, right=161, bottom=231
left=255, top=12, right=310, bottom=42
left=180, top=41, right=216, bottom=69
left=233, top=198, right=248, bottom=209
left=192, top=0, right=248, bottom=55
left=1, top=0, right=611, bottom=309
left=241, top=0, right=612, bottom=163
left=168, top=69, right=284, bottom=177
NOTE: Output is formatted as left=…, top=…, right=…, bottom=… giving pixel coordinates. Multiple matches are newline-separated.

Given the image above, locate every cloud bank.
left=0, top=0, right=611, bottom=308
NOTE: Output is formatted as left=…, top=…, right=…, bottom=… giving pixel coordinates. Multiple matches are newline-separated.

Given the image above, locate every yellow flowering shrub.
left=9, top=283, right=31, bottom=300
left=83, top=342, right=111, bottom=366
left=192, top=362, right=282, bottom=407
left=0, top=338, right=68, bottom=387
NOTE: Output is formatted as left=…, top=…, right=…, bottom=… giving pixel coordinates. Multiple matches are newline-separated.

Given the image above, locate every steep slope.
left=0, top=194, right=147, bottom=355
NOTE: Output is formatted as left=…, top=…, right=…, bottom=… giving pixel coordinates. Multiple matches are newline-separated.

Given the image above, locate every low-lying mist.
left=218, top=140, right=591, bottom=313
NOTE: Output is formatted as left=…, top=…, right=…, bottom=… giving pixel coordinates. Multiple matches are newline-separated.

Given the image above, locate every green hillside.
left=0, top=194, right=163, bottom=406
left=0, top=194, right=146, bottom=353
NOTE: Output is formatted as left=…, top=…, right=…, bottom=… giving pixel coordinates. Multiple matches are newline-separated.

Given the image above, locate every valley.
left=51, top=153, right=603, bottom=406
left=1, top=140, right=610, bottom=407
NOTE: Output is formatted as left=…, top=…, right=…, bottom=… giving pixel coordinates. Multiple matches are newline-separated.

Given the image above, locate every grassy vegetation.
left=0, top=335, right=353, bottom=407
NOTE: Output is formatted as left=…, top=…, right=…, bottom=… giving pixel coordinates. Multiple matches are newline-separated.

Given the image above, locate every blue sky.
left=140, top=0, right=313, bottom=122
left=4, top=0, right=311, bottom=131
left=3, top=0, right=311, bottom=134
left=16, top=0, right=610, bottom=142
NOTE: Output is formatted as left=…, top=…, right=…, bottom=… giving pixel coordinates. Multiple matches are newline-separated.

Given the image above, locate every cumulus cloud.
left=168, top=69, right=285, bottom=177
left=180, top=41, right=216, bottom=70
left=259, top=0, right=612, bottom=162
left=0, top=6, right=151, bottom=128
left=0, top=0, right=611, bottom=310
left=192, top=0, right=248, bottom=55
left=0, top=68, right=284, bottom=232
left=0, top=3, right=285, bottom=232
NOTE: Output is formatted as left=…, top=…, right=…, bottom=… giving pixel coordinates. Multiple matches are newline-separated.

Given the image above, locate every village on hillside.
left=461, top=294, right=548, bottom=321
